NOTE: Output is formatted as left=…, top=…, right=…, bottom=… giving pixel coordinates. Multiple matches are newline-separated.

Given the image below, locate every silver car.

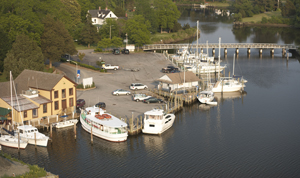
left=112, top=89, right=131, bottom=96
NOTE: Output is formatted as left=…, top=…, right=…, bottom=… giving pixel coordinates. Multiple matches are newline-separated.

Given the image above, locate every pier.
left=143, top=43, right=297, bottom=57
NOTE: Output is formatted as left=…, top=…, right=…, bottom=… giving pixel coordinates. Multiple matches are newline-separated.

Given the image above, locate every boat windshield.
left=146, top=115, right=162, bottom=120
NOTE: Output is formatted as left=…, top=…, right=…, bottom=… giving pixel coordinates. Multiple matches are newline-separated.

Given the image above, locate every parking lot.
left=66, top=50, right=174, bottom=119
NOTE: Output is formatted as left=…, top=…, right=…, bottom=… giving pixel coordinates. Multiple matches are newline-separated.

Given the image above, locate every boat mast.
left=10, top=71, right=14, bottom=127
left=196, top=20, right=199, bottom=75
left=218, top=37, right=221, bottom=79
left=233, top=53, right=235, bottom=76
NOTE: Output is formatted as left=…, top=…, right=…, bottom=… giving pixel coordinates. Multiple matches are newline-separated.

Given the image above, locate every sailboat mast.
left=10, top=71, right=14, bottom=127
left=218, top=38, right=221, bottom=79
left=196, top=20, right=199, bottom=75
left=233, top=54, right=235, bottom=76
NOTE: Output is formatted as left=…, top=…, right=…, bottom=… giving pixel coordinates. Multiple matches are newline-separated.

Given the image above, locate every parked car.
left=121, top=49, right=130, bottom=54
left=170, top=68, right=180, bottom=73
left=95, top=102, right=106, bottom=109
left=76, top=99, right=85, bottom=108
left=112, top=48, right=120, bottom=55
left=130, top=83, right=148, bottom=90
left=112, top=89, right=131, bottom=96
left=143, top=97, right=164, bottom=104
left=162, top=65, right=179, bottom=73
left=102, top=64, right=119, bottom=70
left=133, top=93, right=151, bottom=102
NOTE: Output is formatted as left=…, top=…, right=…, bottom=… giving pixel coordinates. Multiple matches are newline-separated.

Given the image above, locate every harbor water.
left=2, top=7, right=300, bottom=177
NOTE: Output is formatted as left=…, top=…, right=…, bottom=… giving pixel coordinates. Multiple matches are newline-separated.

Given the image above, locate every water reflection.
left=143, top=127, right=175, bottom=155
left=214, top=91, right=247, bottom=103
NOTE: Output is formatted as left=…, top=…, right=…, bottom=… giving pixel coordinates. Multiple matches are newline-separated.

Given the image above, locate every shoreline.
left=233, top=22, right=292, bottom=28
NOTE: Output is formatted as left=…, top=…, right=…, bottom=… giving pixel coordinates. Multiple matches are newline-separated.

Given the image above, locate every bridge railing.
left=143, top=43, right=297, bottom=50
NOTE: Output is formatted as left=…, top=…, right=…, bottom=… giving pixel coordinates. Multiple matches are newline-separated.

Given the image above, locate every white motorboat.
left=0, top=134, right=28, bottom=149
left=142, top=109, right=175, bottom=134
left=197, top=90, right=217, bottom=105
left=52, top=119, right=78, bottom=129
left=80, top=106, right=128, bottom=142
left=15, top=125, right=49, bottom=147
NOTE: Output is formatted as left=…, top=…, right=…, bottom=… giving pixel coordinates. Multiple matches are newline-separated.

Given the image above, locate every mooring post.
left=18, top=132, right=20, bottom=152
left=212, top=48, right=215, bottom=56
left=91, top=126, right=93, bottom=144
left=236, top=48, right=239, bottom=54
left=224, top=48, right=227, bottom=57
left=282, top=48, right=286, bottom=58
left=74, top=123, right=76, bottom=139
left=35, top=132, right=37, bottom=149
left=50, top=124, right=52, bottom=142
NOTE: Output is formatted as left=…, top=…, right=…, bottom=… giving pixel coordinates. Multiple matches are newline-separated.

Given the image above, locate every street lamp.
left=67, top=60, right=78, bottom=84
left=125, top=33, right=128, bottom=48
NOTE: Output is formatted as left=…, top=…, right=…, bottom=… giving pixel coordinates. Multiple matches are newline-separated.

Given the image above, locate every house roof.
left=14, top=69, right=76, bottom=93
left=1, top=95, right=39, bottom=112
left=157, top=71, right=201, bottom=84
left=88, top=9, right=115, bottom=19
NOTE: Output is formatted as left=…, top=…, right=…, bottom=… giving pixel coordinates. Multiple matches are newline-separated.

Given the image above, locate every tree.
left=97, top=38, right=112, bottom=49
left=3, top=34, right=44, bottom=79
left=125, top=15, right=151, bottom=46
left=0, top=27, right=12, bottom=73
left=98, top=18, right=119, bottom=40
left=41, top=15, right=77, bottom=68
left=80, top=15, right=99, bottom=48
left=154, top=0, right=181, bottom=33
left=78, top=52, right=85, bottom=61
left=135, top=0, right=158, bottom=33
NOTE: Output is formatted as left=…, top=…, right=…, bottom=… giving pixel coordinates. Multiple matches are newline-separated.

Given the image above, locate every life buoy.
left=95, top=115, right=105, bottom=119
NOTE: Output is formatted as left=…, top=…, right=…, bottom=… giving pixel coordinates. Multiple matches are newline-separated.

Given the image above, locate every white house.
left=88, top=7, right=118, bottom=30
left=157, top=71, right=201, bottom=92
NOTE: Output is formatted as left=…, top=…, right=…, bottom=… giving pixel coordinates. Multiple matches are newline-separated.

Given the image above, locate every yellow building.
left=0, top=69, right=77, bottom=124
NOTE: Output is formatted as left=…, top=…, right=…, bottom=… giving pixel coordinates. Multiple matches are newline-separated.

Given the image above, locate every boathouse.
left=157, top=71, right=201, bottom=92
left=0, top=69, right=77, bottom=124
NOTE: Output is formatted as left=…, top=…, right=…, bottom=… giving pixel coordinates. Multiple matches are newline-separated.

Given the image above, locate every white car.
left=133, top=94, right=151, bottom=102
left=130, top=83, right=148, bottom=90
left=112, top=89, right=131, bottom=96
left=102, top=64, right=119, bottom=70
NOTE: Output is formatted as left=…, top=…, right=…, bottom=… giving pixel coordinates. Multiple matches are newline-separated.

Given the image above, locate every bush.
left=261, top=17, right=268, bottom=24
left=95, top=48, right=103, bottom=52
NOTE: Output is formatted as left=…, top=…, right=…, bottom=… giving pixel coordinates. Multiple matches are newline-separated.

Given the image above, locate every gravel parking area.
left=71, top=50, right=175, bottom=119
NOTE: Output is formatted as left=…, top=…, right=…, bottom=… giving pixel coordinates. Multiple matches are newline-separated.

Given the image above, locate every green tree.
left=80, top=15, right=99, bottom=48
left=154, top=0, right=181, bottom=33
left=97, top=38, right=112, bottom=49
left=125, top=15, right=151, bottom=47
left=3, top=34, right=44, bottom=79
left=135, top=0, right=158, bottom=33
left=111, top=36, right=123, bottom=47
left=78, top=52, right=85, bottom=61
left=41, top=15, right=77, bottom=68
left=114, top=6, right=125, bottom=17
left=0, top=27, right=12, bottom=73
left=98, top=18, right=119, bottom=39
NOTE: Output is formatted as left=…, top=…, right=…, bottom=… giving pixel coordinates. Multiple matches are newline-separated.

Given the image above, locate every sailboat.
left=0, top=71, right=28, bottom=149
left=212, top=41, right=246, bottom=93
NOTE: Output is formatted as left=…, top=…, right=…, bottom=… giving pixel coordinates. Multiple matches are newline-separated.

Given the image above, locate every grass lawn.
left=242, top=11, right=282, bottom=23
left=208, top=2, right=230, bottom=7
left=75, top=43, right=97, bottom=50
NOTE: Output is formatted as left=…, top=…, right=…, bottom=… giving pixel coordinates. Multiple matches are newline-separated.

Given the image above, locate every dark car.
left=162, top=65, right=179, bottom=73
left=76, top=99, right=85, bottom=108
left=95, top=102, right=106, bottom=109
left=112, top=49, right=120, bottom=55
left=170, top=68, right=180, bottom=73
left=121, top=49, right=130, bottom=54
left=143, top=97, right=164, bottom=104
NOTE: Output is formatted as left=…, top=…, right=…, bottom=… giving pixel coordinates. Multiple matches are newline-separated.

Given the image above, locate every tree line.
left=0, top=0, right=183, bottom=80
left=231, top=0, right=300, bottom=27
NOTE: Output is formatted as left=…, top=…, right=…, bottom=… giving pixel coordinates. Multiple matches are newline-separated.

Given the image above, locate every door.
left=62, top=99, right=67, bottom=110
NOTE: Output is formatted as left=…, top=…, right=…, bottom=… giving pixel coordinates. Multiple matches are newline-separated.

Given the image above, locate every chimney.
left=99, top=6, right=101, bottom=10
left=105, top=7, right=108, bottom=10
left=125, top=13, right=127, bottom=17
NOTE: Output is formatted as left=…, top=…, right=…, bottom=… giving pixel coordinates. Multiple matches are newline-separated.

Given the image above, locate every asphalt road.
left=57, top=50, right=174, bottom=119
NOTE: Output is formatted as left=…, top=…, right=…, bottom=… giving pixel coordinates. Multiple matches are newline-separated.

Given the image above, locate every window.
left=69, top=98, right=74, bottom=107
left=54, top=91, right=58, bottom=98
left=55, top=101, right=59, bottom=110
left=62, top=89, right=66, bottom=98
left=69, top=88, right=73, bottom=96
left=32, top=109, right=38, bottom=118
left=94, top=19, right=96, bottom=23
left=24, top=111, right=27, bottom=118
left=43, top=104, right=47, bottom=113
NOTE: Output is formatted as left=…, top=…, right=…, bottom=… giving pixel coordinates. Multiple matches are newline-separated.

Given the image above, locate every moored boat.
left=53, top=119, right=78, bottom=129
left=15, top=125, right=49, bottom=147
left=0, top=134, right=28, bottom=149
left=142, top=109, right=175, bottom=134
left=80, top=106, right=128, bottom=142
left=197, top=90, right=217, bottom=105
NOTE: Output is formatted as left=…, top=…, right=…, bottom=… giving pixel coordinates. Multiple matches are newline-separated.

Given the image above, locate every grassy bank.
left=242, top=11, right=282, bottom=23
left=150, top=28, right=197, bottom=44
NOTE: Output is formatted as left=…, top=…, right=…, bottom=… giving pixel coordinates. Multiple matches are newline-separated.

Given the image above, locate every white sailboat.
left=212, top=39, right=246, bottom=93
left=0, top=71, right=28, bottom=149
left=142, top=109, right=175, bottom=134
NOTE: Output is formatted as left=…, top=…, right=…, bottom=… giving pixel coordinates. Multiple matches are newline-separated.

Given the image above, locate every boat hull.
left=142, top=115, right=175, bottom=135
left=0, top=135, right=28, bottom=149
left=54, top=119, right=78, bottom=129
left=21, top=137, right=49, bottom=147
left=80, top=115, right=128, bottom=142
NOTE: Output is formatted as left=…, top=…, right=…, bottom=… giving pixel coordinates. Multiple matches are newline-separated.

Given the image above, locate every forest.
left=0, top=0, right=182, bottom=79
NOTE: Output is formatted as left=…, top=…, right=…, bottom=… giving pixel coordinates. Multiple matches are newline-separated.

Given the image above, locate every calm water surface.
left=3, top=8, right=300, bottom=178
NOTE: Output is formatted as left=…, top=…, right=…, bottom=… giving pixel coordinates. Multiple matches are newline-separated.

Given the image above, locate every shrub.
left=261, top=17, right=268, bottom=24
